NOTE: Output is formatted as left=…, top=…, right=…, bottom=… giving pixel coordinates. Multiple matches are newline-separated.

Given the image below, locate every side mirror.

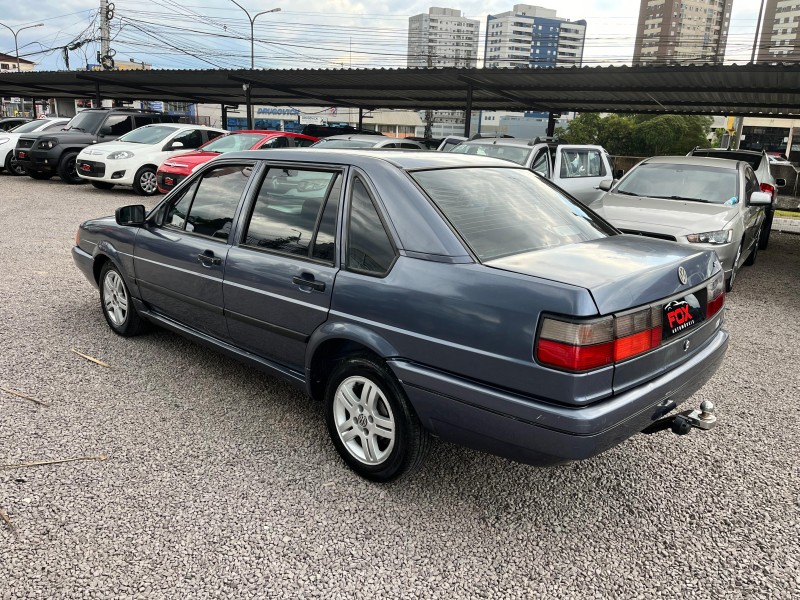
left=171, top=141, right=184, bottom=149
left=775, top=177, right=786, bottom=188
left=748, top=191, right=772, bottom=206
left=115, top=204, right=146, bottom=226
left=598, top=179, right=614, bottom=192
left=98, top=126, right=112, bottom=136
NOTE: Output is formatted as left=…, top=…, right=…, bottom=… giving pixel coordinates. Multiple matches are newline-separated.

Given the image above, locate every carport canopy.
left=2, top=63, right=800, bottom=116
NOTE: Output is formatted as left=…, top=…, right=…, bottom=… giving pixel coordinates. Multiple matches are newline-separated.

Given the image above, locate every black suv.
left=15, top=108, right=180, bottom=184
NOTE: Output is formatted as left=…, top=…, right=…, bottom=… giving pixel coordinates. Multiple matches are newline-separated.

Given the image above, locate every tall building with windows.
left=407, top=7, right=480, bottom=68
left=484, top=5, right=587, bottom=69
left=756, top=1, right=800, bottom=62
left=632, top=0, right=733, bottom=66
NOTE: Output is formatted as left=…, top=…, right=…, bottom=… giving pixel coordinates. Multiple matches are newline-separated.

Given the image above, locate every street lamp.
left=228, top=2, right=280, bottom=69
left=0, top=21, right=44, bottom=71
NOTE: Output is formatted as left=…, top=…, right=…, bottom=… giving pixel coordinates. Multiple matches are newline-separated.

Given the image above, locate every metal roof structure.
left=1, top=63, right=800, bottom=116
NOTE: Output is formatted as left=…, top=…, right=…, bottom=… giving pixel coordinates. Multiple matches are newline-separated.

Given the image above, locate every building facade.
left=632, top=0, right=733, bottom=66
left=756, top=1, right=800, bottom=63
left=484, top=4, right=586, bottom=69
left=407, top=7, right=480, bottom=68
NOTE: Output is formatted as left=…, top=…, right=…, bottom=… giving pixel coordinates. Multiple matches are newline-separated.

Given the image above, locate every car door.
left=529, top=147, right=551, bottom=179
left=134, top=162, right=254, bottom=339
left=553, top=146, right=609, bottom=204
left=223, top=164, right=344, bottom=371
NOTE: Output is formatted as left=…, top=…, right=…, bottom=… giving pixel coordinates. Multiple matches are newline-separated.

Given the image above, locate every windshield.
left=412, top=167, right=614, bottom=261
left=616, top=163, right=739, bottom=204
left=12, top=120, right=58, bottom=133
left=118, top=125, right=178, bottom=144
left=449, top=142, right=532, bottom=166
left=310, top=139, right=377, bottom=149
left=64, top=111, right=106, bottom=132
left=200, top=133, right=264, bottom=152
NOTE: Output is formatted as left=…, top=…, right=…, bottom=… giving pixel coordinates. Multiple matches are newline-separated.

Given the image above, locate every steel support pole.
left=358, top=108, right=363, bottom=129
left=464, top=85, right=473, bottom=137
left=94, top=81, right=101, bottom=107
left=245, top=84, right=252, bottom=129
left=221, top=104, right=228, bottom=130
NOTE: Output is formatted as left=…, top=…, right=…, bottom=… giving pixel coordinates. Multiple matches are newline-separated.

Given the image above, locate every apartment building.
left=407, top=7, right=481, bottom=68
left=484, top=4, right=587, bottom=69
left=756, top=1, right=800, bottom=62
left=632, top=0, right=733, bottom=66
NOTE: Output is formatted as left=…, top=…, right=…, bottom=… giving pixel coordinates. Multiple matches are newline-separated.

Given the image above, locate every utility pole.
left=229, top=1, right=281, bottom=69
left=423, top=45, right=433, bottom=140
left=751, top=0, right=767, bottom=63
left=0, top=21, right=44, bottom=117
left=100, top=0, right=110, bottom=61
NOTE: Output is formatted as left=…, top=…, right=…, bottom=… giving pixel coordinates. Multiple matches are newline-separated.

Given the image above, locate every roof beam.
left=228, top=75, right=368, bottom=109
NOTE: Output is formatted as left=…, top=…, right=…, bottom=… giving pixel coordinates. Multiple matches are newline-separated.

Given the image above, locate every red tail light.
left=706, top=271, right=725, bottom=318
left=760, top=182, right=775, bottom=198
left=536, top=306, right=662, bottom=372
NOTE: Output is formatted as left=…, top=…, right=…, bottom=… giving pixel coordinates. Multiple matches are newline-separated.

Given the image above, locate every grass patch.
left=776, top=210, right=800, bottom=219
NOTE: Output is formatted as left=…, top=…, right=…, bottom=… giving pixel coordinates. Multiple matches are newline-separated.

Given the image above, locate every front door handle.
left=292, top=275, right=325, bottom=292
left=197, top=251, right=222, bottom=267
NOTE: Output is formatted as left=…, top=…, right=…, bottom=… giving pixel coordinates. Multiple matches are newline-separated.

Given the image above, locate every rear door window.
left=242, top=168, right=342, bottom=262
left=172, top=128, right=205, bottom=149
left=559, top=149, right=607, bottom=178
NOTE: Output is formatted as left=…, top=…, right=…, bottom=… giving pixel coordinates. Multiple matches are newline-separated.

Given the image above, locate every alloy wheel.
left=332, top=376, right=396, bottom=465
left=102, top=270, right=129, bottom=326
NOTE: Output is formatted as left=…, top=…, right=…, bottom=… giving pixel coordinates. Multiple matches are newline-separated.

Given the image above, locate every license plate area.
left=663, top=293, right=704, bottom=339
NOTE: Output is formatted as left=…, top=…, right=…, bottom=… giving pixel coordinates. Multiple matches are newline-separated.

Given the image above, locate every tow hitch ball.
left=642, top=401, right=717, bottom=436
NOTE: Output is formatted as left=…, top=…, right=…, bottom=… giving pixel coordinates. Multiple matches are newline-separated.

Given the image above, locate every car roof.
left=643, top=155, right=740, bottom=170
left=138, top=123, right=218, bottom=130
left=224, top=130, right=316, bottom=138
left=317, top=134, right=390, bottom=142
left=219, top=148, right=525, bottom=170
left=691, top=147, right=764, bottom=157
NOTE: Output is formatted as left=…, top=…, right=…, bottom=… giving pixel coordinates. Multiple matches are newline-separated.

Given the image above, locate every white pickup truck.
left=448, top=137, right=615, bottom=205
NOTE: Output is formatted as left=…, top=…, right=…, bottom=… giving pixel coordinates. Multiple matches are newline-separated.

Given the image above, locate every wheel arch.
left=305, top=322, right=400, bottom=402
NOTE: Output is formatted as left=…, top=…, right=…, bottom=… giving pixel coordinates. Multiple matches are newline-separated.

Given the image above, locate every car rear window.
left=202, top=134, right=265, bottom=152
left=692, top=150, right=762, bottom=170
left=616, top=163, right=739, bottom=205
left=449, top=143, right=531, bottom=166
left=411, top=167, right=613, bottom=261
left=311, top=139, right=377, bottom=149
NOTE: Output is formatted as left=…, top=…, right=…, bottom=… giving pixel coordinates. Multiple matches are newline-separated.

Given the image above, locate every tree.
left=560, top=113, right=713, bottom=156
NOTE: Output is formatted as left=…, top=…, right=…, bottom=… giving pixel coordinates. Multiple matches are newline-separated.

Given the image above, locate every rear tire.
left=99, top=262, right=145, bottom=337
left=759, top=210, right=773, bottom=250
left=26, top=169, right=52, bottom=180
left=91, top=181, right=115, bottom=190
left=133, top=166, right=158, bottom=196
left=324, top=354, right=430, bottom=482
left=57, top=151, right=84, bottom=184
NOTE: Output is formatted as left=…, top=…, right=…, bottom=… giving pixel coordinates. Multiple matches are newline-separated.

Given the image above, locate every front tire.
left=744, top=225, right=761, bottom=266
left=324, top=355, right=430, bottom=482
left=133, top=166, right=158, bottom=196
left=57, top=151, right=84, bottom=184
left=5, top=152, right=26, bottom=176
left=99, top=262, right=145, bottom=337
left=726, top=241, right=743, bottom=292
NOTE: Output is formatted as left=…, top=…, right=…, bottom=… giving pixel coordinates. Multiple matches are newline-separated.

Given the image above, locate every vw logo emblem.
left=678, top=266, right=688, bottom=285
left=356, top=414, right=368, bottom=428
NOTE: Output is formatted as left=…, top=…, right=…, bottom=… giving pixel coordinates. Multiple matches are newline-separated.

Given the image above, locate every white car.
left=76, top=123, right=226, bottom=195
left=0, top=118, right=70, bottom=175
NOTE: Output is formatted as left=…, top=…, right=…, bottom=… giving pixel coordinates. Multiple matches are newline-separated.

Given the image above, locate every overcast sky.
left=0, top=1, right=766, bottom=70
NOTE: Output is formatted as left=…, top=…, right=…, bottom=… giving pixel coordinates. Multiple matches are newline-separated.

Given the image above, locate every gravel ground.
left=1, top=173, right=799, bottom=599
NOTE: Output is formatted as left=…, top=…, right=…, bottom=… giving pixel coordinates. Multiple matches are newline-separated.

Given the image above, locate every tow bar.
left=641, top=400, right=717, bottom=436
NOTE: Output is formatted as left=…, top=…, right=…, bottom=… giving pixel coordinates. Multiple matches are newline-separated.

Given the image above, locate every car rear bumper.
left=389, top=325, right=728, bottom=466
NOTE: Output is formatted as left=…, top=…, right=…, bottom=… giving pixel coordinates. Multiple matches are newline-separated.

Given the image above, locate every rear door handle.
left=197, top=251, right=222, bottom=267
left=292, top=275, right=325, bottom=292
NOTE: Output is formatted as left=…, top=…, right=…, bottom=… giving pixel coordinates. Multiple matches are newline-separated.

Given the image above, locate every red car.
left=156, top=130, right=319, bottom=193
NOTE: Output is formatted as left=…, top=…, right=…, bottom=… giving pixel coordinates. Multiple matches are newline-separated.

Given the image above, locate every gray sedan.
left=594, top=155, right=771, bottom=292
left=72, top=150, right=727, bottom=481
left=310, top=134, right=427, bottom=150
